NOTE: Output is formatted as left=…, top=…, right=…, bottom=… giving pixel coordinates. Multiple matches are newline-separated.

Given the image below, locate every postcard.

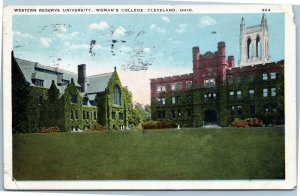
left=2, top=4, right=296, bottom=190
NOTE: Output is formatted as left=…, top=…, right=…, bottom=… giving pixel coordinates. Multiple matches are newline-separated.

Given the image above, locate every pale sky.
left=13, top=13, right=284, bottom=105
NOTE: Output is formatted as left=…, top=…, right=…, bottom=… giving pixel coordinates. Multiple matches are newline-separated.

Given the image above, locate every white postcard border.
left=2, top=4, right=296, bottom=190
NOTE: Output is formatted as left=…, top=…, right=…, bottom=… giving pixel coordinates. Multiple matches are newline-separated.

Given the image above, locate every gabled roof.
left=86, top=72, right=113, bottom=93
left=14, top=57, right=113, bottom=96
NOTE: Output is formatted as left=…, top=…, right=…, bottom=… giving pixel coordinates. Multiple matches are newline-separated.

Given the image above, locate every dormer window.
left=32, top=79, right=44, bottom=87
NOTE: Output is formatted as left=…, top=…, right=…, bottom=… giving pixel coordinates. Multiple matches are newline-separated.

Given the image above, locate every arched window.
left=256, top=35, right=261, bottom=59
left=114, top=85, right=121, bottom=105
left=247, top=38, right=252, bottom=59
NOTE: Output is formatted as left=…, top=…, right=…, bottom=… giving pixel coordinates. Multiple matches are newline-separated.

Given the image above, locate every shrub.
left=86, top=124, right=107, bottom=132
left=230, top=118, right=263, bottom=128
left=142, top=121, right=177, bottom=129
left=39, top=126, right=60, bottom=133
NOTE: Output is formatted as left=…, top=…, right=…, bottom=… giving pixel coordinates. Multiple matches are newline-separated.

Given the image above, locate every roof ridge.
left=88, top=72, right=113, bottom=78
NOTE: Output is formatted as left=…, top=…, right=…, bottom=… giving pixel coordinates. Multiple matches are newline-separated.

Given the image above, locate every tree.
left=128, top=103, right=151, bottom=126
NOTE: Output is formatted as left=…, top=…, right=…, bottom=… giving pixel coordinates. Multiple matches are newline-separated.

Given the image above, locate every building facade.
left=12, top=52, right=133, bottom=133
left=150, top=15, right=284, bottom=127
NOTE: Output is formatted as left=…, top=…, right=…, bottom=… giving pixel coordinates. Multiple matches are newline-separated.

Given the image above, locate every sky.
left=12, top=13, right=285, bottom=105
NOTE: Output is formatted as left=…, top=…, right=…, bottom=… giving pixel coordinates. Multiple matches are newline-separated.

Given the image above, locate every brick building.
left=150, top=15, right=284, bottom=127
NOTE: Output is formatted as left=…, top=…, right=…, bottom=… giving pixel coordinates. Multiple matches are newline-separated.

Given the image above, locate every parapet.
left=150, top=73, right=193, bottom=83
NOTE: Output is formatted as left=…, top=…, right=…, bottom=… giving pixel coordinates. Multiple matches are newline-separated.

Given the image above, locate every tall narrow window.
left=249, top=89, right=254, bottom=98
left=256, top=36, right=261, bottom=58
left=263, top=89, right=268, bottom=97
left=271, top=88, right=277, bottom=96
left=263, top=73, right=268, bottom=80
left=237, top=91, right=242, bottom=99
left=270, top=72, right=277, bottom=79
left=247, top=38, right=252, bottom=59
left=71, top=95, right=77, bottom=104
left=114, top=85, right=121, bottom=105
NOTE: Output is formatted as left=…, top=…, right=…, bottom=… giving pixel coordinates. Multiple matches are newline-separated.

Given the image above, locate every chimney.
left=228, top=56, right=235, bottom=68
left=78, top=64, right=87, bottom=92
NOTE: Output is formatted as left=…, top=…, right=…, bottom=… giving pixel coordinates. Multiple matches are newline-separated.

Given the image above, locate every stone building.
left=12, top=52, right=133, bottom=133
left=150, top=15, right=284, bottom=127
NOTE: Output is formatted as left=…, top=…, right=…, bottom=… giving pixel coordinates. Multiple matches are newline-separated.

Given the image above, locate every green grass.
left=13, top=127, right=285, bottom=180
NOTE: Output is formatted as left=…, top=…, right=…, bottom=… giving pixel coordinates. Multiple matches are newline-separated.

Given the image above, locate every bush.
left=39, top=126, right=60, bottom=133
left=230, top=118, right=263, bottom=128
left=86, top=124, right=107, bottom=132
left=142, top=121, right=177, bottom=129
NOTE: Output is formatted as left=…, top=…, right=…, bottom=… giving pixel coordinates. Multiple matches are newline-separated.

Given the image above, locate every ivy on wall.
left=151, top=64, right=284, bottom=127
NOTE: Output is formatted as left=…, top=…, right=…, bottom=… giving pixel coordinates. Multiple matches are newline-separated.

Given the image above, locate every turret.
left=261, top=13, right=267, bottom=27
left=192, top=46, right=200, bottom=68
left=240, top=17, right=245, bottom=32
left=218, top=42, right=226, bottom=57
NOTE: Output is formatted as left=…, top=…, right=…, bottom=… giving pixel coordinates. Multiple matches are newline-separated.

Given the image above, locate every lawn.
left=13, top=127, right=285, bottom=180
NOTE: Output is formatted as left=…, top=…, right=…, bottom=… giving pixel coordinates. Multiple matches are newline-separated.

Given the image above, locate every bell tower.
left=239, top=14, right=271, bottom=67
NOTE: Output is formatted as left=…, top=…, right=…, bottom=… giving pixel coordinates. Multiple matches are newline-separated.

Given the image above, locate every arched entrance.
left=204, top=109, right=217, bottom=124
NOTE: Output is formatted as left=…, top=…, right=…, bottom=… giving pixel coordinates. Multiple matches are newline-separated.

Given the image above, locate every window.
left=161, top=98, right=166, bottom=105
left=83, top=111, right=86, bottom=119
left=119, top=112, right=124, bottom=119
left=39, top=96, right=43, bottom=105
left=263, top=73, right=268, bottom=80
left=171, top=110, right=176, bottom=118
left=156, top=85, right=166, bottom=93
left=187, top=109, right=192, bottom=117
left=229, top=91, right=234, bottom=99
left=71, top=95, right=77, bottom=104
left=158, top=111, right=166, bottom=119
left=87, top=111, right=90, bottom=119
left=204, top=78, right=215, bottom=87
left=270, top=72, right=277, bottom=79
left=172, top=97, right=176, bottom=104
left=271, top=88, right=276, bottom=96
left=94, top=111, right=97, bottom=120
left=213, top=93, right=216, bottom=99
left=177, top=109, right=182, bottom=117
left=71, top=111, right=74, bottom=120
left=231, top=106, right=235, bottom=115
left=248, top=75, right=255, bottom=82
left=75, top=110, right=78, bottom=119
left=237, top=106, right=243, bottom=115
left=33, top=79, right=44, bottom=87
left=187, top=95, right=193, bottom=103
left=250, top=105, right=256, bottom=115
left=176, top=96, right=181, bottom=104
left=112, top=112, right=116, bottom=119
left=263, top=89, right=268, bottom=97
left=236, top=77, right=241, bottom=84
left=264, top=105, right=269, bottom=114
left=249, top=89, right=254, bottom=98
left=204, top=94, right=208, bottom=101
left=186, top=81, right=192, bottom=89
left=157, top=98, right=161, bottom=104
left=171, top=84, right=176, bottom=91
left=156, top=86, right=161, bottom=93
left=177, top=83, right=183, bottom=90
left=272, top=104, right=278, bottom=113
left=228, top=77, right=235, bottom=85
left=114, top=85, right=121, bottom=105
left=237, top=91, right=242, bottom=99
left=62, top=79, right=70, bottom=85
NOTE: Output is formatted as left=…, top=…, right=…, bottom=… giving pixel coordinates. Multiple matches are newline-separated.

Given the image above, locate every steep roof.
left=86, top=73, right=113, bottom=93
left=14, top=57, right=113, bottom=95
